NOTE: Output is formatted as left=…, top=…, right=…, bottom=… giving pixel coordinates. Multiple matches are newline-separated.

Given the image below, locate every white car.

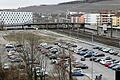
left=72, top=68, right=83, bottom=73
left=109, top=49, right=115, bottom=54
left=8, top=50, right=16, bottom=54
left=36, top=68, right=48, bottom=76
left=51, top=59, right=58, bottom=64
left=3, top=63, right=11, bottom=69
left=100, top=59, right=112, bottom=65
left=5, top=43, right=16, bottom=52
left=102, top=48, right=111, bottom=52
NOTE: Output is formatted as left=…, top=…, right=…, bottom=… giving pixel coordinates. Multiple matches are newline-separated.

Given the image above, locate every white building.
left=0, top=11, right=33, bottom=25
left=85, top=13, right=100, bottom=25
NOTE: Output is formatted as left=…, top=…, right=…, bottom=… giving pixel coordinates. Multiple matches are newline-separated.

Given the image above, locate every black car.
left=81, top=57, right=86, bottom=61
left=112, top=65, right=120, bottom=70
left=89, top=57, right=97, bottom=61
left=49, top=54, right=57, bottom=59
left=93, top=46, right=102, bottom=50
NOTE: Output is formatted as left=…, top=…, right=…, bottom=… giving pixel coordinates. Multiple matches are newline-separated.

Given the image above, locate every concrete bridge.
left=1, top=22, right=89, bottom=30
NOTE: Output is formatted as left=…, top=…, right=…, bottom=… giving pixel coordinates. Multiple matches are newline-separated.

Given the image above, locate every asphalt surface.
left=42, top=30, right=118, bottom=80
left=0, top=30, right=119, bottom=80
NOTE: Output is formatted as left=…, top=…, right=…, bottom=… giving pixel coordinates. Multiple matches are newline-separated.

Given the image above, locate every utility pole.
left=108, top=10, right=113, bottom=38
left=97, top=15, right=99, bottom=35
left=68, top=46, right=72, bottom=80
left=110, top=19, right=113, bottom=38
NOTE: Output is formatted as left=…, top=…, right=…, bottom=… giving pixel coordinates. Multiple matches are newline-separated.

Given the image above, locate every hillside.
left=14, top=0, right=120, bottom=13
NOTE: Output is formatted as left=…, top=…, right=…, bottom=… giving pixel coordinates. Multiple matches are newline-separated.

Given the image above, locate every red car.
left=104, top=61, right=113, bottom=67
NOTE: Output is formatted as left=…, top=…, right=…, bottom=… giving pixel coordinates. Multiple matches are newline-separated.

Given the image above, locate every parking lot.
left=0, top=30, right=120, bottom=80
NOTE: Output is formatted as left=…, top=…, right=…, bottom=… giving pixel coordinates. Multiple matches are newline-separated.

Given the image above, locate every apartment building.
left=112, top=12, right=120, bottom=27
left=84, top=13, right=100, bottom=25
left=71, top=14, right=85, bottom=23
left=99, top=10, right=115, bottom=25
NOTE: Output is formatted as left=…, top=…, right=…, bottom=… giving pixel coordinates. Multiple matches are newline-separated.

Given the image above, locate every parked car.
left=113, top=51, right=119, bottom=55
left=84, top=51, right=96, bottom=58
left=51, top=59, right=58, bottom=64
left=5, top=43, right=16, bottom=52
left=74, top=47, right=83, bottom=53
left=71, top=44, right=77, bottom=47
left=100, top=59, right=113, bottom=65
left=104, top=56, right=112, bottom=60
left=94, top=53, right=105, bottom=57
left=89, top=57, right=97, bottom=61
left=109, top=49, right=115, bottom=55
left=81, top=57, right=86, bottom=61
left=50, top=48, right=58, bottom=54
left=16, top=44, right=23, bottom=48
left=49, top=54, right=57, bottom=60
left=102, top=48, right=112, bottom=53
left=10, top=58, right=22, bottom=63
left=94, top=58, right=102, bottom=62
left=79, top=50, right=88, bottom=56
left=104, top=61, right=113, bottom=67
left=2, top=63, right=11, bottom=70
left=114, top=60, right=120, bottom=63
left=93, top=46, right=102, bottom=50
left=72, top=68, right=84, bottom=76
left=36, top=68, right=48, bottom=76
left=108, top=63, right=118, bottom=68
left=76, top=48, right=88, bottom=55
left=44, top=45, right=53, bottom=49
left=112, top=65, right=120, bottom=70
left=73, top=62, right=88, bottom=69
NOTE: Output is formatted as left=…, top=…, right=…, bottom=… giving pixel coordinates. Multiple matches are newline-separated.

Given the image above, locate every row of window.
left=1, top=18, right=32, bottom=21
left=0, top=12, right=32, bottom=15
left=4, top=20, right=32, bottom=24
left=1, top=15, right=32, bottom=17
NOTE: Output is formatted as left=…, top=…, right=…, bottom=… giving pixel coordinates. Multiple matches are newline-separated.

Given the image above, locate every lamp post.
left=91, top=33, right=94, bottom=80
left=97, top=15, right=99, bottom=35
left=110, top=19, right=113, bottom=38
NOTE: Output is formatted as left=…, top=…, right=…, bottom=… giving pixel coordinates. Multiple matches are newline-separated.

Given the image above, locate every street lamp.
left=97, top=15, right=99, bottom=35
left=91, top=34, right=94, bottom=80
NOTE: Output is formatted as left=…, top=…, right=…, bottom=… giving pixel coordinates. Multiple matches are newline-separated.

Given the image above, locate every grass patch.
left=3, top=32, right=56, bottom=43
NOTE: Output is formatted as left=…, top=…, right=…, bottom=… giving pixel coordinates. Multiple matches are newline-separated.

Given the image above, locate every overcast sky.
left=0, top=0, right=74, bottom=9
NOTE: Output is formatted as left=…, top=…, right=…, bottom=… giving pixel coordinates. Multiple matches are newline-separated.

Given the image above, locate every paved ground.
left=0, top=30, right=119, bottom=80
left=38, top=30, right=117, bottom=80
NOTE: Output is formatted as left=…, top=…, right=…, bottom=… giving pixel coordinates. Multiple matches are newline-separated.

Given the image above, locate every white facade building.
left=0, top=11, right=33, bottom=25
left=85, top=13, right=100, bottom=25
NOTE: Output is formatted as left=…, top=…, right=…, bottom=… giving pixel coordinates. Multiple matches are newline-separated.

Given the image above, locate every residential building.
left=70, top=14, right=85, bottom=23
left=112, top=12, right=120, bottom=27
left=84, top=13, right=100, bottom=25
left=0, top=11, right=33, bottom=25
left=99, top=10, right=115, bottom=25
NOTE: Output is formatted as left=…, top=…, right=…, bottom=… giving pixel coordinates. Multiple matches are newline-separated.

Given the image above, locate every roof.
left=113, top=12, right=120, bottom=17
left=71, top=14, right=84, bottom=17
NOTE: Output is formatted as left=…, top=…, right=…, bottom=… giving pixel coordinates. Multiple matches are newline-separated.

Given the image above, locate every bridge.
left=1, top=22, right=89, bottom=30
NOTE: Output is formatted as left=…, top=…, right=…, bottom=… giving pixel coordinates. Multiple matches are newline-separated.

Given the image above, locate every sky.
left=0, top=0, right=74, bottom=9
